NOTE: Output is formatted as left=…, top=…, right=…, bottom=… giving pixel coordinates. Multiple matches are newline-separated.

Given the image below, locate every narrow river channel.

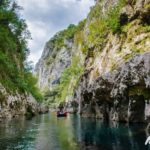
left=0, top=113, right=150, bottom=150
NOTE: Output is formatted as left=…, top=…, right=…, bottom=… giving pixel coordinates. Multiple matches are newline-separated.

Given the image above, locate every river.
left=0, top=113, right=150, bottom=150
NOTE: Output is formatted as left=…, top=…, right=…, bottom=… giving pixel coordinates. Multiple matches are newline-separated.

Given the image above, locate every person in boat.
left=57, top=102, right=68, bottom=117
left=58, top=103, right=64, bottom=114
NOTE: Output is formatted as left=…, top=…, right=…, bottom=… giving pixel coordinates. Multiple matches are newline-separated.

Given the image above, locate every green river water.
left=0, top=113, right=150, bottom=150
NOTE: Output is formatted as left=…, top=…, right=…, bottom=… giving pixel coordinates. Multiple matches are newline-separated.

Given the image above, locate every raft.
left=57, top=111, right=67, bottom=117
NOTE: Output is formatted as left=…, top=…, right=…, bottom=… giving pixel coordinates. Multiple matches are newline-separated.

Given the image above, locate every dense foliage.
left=88, top=0, right=126, bottom=47
left=50, top=24, right=77, bottom=51
left=0, top=0, right=43, bottom=102
left=50, top=21, right=86, bottom=49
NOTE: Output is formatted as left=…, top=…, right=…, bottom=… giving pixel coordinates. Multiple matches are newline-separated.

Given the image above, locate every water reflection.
left=71, top=115, right=150, bottom=150
left=0, top=113, right=150, bottom=150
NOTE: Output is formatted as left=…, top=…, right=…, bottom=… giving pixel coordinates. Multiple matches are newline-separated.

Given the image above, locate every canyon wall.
left=36, top=0, right=150, bottom=122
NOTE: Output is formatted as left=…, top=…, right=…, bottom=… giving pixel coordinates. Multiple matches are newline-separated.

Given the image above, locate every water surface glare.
left=0, top=113, right=150, bottom=150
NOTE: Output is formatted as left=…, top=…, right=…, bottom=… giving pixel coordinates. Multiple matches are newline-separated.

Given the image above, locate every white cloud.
left=17, top=0, right=95, bottom=65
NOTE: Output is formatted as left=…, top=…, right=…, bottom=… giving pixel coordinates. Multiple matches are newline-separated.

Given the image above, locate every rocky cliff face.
left=74, top=0, right=150, bottom=122
left=0, top=84, right=36, bottom=120
left=0, top=83, right=49, bottom=120
left=36, top=0, right=150, bottom=122
left=35, top=24, right=85, bottom=105
left=76, top=52, right=150, bottom=122
left=35, top=39, right=72, bottom=91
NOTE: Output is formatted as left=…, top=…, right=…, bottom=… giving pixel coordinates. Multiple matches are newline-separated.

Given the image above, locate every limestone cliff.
left=0, top=84, right=37, bottom=119
left=36, top=0, right=150, bottom=122
left=35, top=39, right=72, bottom=91
left=74, top=0, right=150, bottom=122
left=35, top=24, right=85, bottom=106
left=76, top=52, right=150, bottom=122
left=0, top=83, right=48, bottom=120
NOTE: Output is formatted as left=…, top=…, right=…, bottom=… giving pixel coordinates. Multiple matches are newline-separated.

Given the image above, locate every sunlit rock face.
left=76, top=52, right=150, bottom=122
left=0, top=83, right=50, bottom=119
left=35, top=40, right=72, bottom=91
left=0, top=84, right=40, bottom=119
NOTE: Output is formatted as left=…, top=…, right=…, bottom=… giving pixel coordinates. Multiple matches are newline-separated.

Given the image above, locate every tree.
left=0, top=0, right=43, bottom=101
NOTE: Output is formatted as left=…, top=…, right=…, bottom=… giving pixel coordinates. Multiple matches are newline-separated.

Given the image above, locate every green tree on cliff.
left=0, top=0, right=43, bottom=102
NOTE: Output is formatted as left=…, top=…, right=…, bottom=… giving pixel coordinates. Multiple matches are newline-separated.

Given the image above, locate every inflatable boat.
left=57, top=111, right=67, bottom=117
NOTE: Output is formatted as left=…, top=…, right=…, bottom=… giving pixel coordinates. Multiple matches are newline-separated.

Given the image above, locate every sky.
left=17, top=0, right=95, bottom=65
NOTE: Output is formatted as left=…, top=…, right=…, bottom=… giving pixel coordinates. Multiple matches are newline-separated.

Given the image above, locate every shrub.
left=88, top=0, right=126, bottom=49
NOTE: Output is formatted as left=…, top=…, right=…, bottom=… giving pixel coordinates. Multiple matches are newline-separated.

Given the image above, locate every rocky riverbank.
left=0, top=84, right=49, bottom=120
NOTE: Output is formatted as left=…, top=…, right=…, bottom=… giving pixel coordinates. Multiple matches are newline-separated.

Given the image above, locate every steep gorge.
left=36, top=0, right=150, bottom=122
